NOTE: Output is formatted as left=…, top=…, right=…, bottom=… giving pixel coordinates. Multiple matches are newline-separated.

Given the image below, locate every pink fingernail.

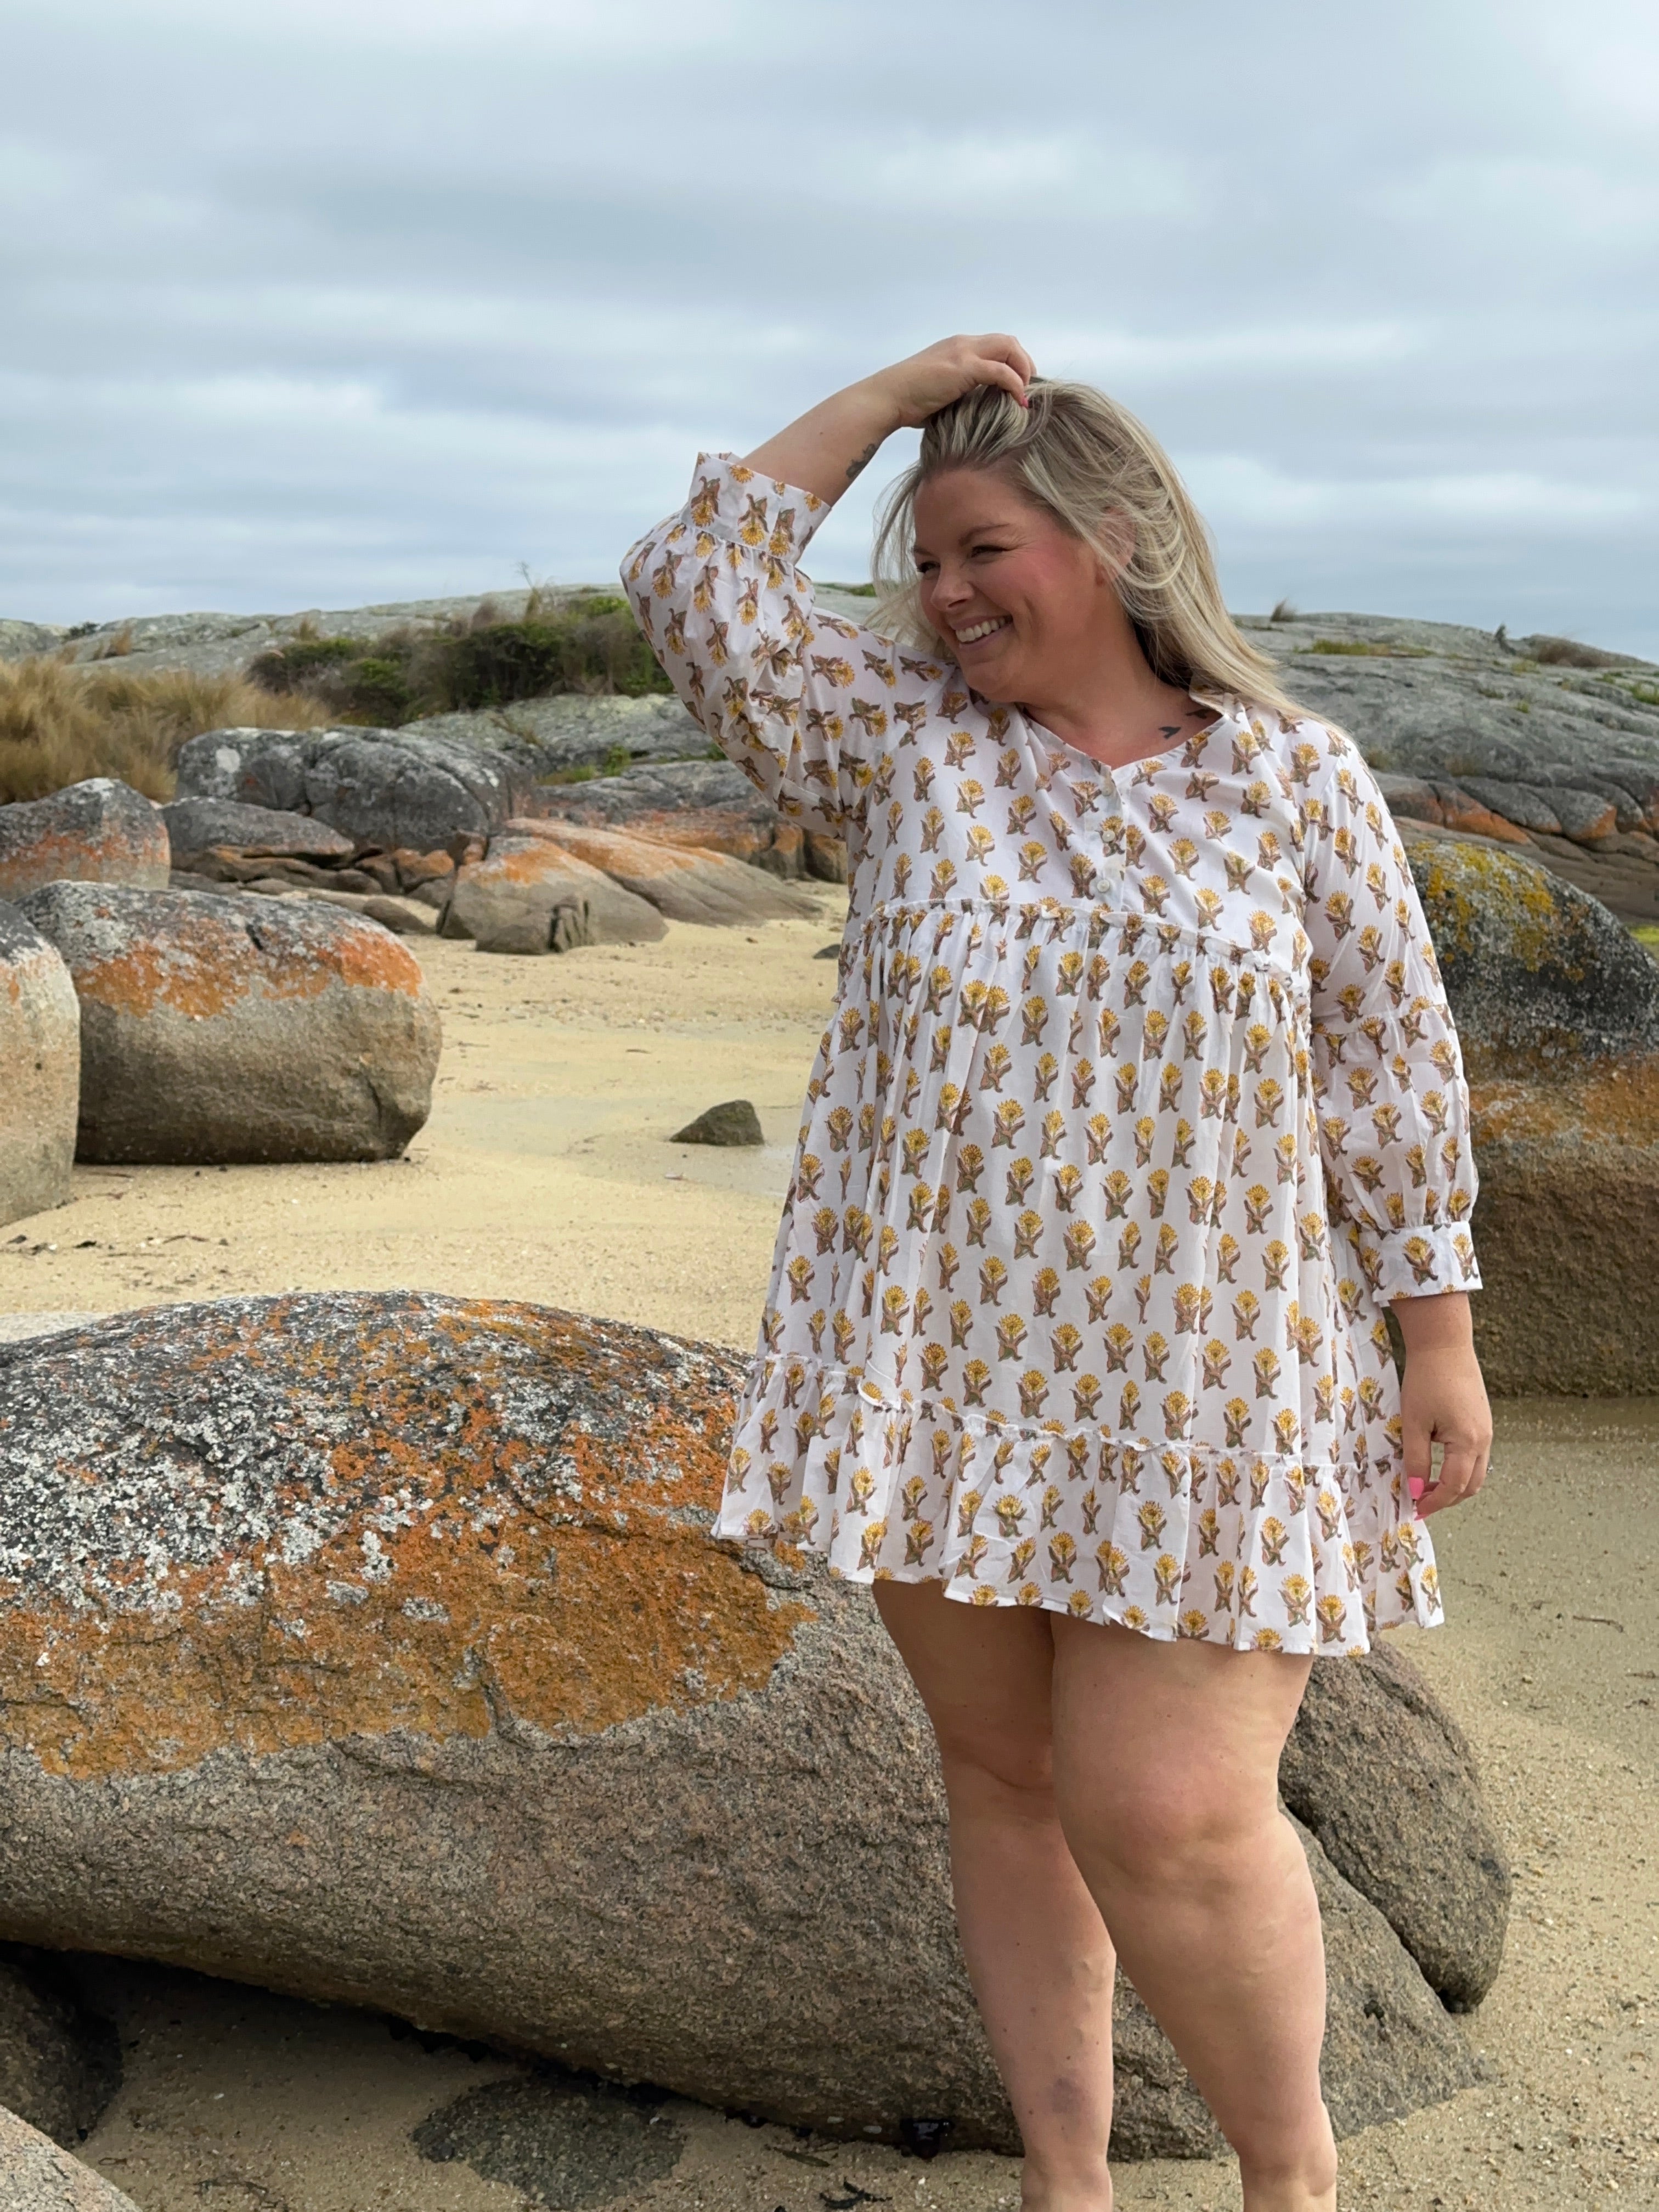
left=1407, top=1477, right=1426, bottom=1502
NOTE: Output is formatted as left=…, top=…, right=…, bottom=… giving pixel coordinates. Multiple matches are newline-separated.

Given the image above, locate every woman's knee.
left=1059, top=1768, right=1275, bottom=1891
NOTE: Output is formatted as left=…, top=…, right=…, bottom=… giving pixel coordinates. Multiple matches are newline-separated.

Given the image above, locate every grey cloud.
left=1, top=0, right=1654, bottom=650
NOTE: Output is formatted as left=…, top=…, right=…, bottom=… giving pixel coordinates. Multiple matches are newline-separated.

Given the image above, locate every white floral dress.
left=623, top=456, right=1481, bottom=1655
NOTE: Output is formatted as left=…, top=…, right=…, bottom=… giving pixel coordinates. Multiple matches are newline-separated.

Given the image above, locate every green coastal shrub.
left=249, top=591, right=673, bottom=726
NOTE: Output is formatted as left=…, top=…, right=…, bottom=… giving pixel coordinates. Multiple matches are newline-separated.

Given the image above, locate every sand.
left=2, top=903, right=1654, bottom=2211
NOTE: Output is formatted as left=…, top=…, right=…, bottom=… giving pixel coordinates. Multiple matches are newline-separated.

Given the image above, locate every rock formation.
left=1246, top=612, right=1659, bottom=926
left=173, top=726, right=534, bottom=852
left=1278, top=1639, right=1510, bottom=2010
left=504, top=820, right=818, bottom=926
left=0, top=1950, right=120, bottom=2150
left=537, top=758, right=847, bottom=882
left=1402, top=835, right=1659, bottom=1393
left=0, top=1293, right=1488, bottom=2159
left=0, top=2103, right=141, bottom=2211
left=445, top=837, right=665, bottom=953
left=0, top=781, right=169, bottom=904
left=0, top=905, right=80, bottom=1229
left=19, top=884, right=441, bottom=1165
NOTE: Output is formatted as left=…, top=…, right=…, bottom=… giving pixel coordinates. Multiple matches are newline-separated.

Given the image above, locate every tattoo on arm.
left=845, top=439, right=882, bottom=482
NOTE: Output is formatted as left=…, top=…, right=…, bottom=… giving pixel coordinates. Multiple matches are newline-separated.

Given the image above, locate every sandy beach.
left=3, top=902, right=1655, bottom=2212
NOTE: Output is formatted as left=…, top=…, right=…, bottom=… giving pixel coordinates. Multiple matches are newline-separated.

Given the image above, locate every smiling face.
left=911, top=466, right=1125, bottom=707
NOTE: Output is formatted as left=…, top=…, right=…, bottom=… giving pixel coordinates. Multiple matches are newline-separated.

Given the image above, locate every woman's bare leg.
left=873, top=1581, right=1116, bottom=2212
left=1048, top=1620, right=1335, bottom=2212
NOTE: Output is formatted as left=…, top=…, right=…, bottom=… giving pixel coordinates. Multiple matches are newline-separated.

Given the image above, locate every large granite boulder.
left=0, top=1950, right=120, bottom=2149
left=0, top=2103, right=141, bottom=2211
left=505, top=820, right=819, bottom=926
left=0, top=905, right=80, bottom=1229
left=173, top=726, right=534, bottom=851
left=445, top=837, right=665, bottom=953
left=0, top=781, right=168, bottom=904
left=537, top=759, right=810, bottom=878
left=1404, top=829, right=1659, bottom=1073
left=18, top=884, right=440, bottom=1165
left=1278, top=1641, right=1509, bottom=2010
left=404, top=693, right=711, bottom=778
left=1402, top=830, right=1659, bottom=1393
left=0, top=1294, right=1481, bottom=2159
left=161, top=797, right=356, bottom=870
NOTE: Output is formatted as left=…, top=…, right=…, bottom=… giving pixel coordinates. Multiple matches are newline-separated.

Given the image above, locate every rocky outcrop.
left=0, top=2104, right=142, bottom=2211
left=173, top=726, right=534, bottom=850
left=0, top=1294, right=1483, bottom=2159
left=536, top=759, right=847, bottom=882
left=1252, top=612, right=1659, bottom=925
left=407, top=693, right=711, bottom=779
left=505, top=820, right=818, bottom=926
left=0, top=782, right=169, bottom=904
left=0, top=906, right=80, bottom=1230
left=0, top=1950, right=120, bottom=2149
left=1278, top=1641, right=1509, bottom=2010
left=1402, top=830, right=1659, bottom=1393
left=18, top=884, right=440, bottom=1165
left=444, top=837, right=665, bottom=953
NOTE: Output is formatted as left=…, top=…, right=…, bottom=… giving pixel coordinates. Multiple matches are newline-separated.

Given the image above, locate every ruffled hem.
left=718, top=1359, right=1442, bottom=1657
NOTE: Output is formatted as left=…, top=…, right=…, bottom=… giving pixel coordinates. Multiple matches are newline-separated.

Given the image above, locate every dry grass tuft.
left=0, top=657, right=330, bottom=806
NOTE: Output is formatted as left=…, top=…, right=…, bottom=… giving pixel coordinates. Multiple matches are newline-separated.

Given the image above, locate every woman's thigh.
left=871, top=1580, right=1058, bottom=1791
left=1048, top=1619, right=1311, bottom=1860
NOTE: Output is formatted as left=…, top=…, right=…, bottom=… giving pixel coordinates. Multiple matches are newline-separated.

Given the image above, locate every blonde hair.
left=871, top=377, right=1304, bottom=720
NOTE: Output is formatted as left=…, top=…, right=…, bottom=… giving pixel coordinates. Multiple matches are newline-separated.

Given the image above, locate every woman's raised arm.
left=740, top=334, right=1034, bottom=504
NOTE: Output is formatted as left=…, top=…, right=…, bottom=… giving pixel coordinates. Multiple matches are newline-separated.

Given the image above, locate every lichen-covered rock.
left=1279, top=1642, right=1510, bottom=2009
left=446, top=837, right=665, bottom=953
left=0, top=781, right=168, bottom=904
left=1403, top=830, right=1659, bottom=1392
left=0, top=2103, right=141, bottom=2211
left=0, top=1293, right=1481, bottom=2157
left=173, top=727, right=533, bottom=851
left=506, top=820, right=817, bottom=926
left=1457, top=1058, right=1659, bottom=1394
left=17, top=883, right=439, bottom=1165
left=161, top=797, right=356, bottom=868
left=1403, top=830, right=1659, bottom=1075
left=0, top=1950, right=121, bottom=2149
left=0, top=906, right=79, bottom=1229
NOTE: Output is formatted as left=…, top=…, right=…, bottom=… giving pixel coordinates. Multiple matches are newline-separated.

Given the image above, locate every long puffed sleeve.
left=1299, top=726, right=1481, bottom=1304
left=621, top=453, right=951, bottom=836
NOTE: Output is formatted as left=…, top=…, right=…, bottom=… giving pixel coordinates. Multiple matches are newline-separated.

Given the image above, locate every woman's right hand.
left=865, top=334, right=1036, bottom=427
left=741, top=334, right=1035, bottom=507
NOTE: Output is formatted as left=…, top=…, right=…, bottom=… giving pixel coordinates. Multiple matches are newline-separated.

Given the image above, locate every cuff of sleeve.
left=1360, top=1220, right=1482, bottom=1304
left=688, top=452, right=830, bottom=561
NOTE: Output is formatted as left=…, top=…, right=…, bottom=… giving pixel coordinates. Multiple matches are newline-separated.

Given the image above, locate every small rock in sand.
left=670, top=1099, right=764, bottom=1146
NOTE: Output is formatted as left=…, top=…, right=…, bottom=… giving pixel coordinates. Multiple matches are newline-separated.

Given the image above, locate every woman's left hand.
left=1392, top=1291, right=1493, bottom=1516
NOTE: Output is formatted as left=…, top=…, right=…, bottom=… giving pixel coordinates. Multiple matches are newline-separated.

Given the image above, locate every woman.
left=622, top=335, right=1492, bottom=2212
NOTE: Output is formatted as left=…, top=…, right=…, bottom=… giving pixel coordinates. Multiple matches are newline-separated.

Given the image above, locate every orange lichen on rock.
left=0, top=1295, right=810, bottom=1781
left=70, top=900, right=425, bottom=1019
left=1470, top=1056, right=1659, bottom=1148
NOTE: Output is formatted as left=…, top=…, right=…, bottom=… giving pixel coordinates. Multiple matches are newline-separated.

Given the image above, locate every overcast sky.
left=4, top=0, right=1656, bottom=654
